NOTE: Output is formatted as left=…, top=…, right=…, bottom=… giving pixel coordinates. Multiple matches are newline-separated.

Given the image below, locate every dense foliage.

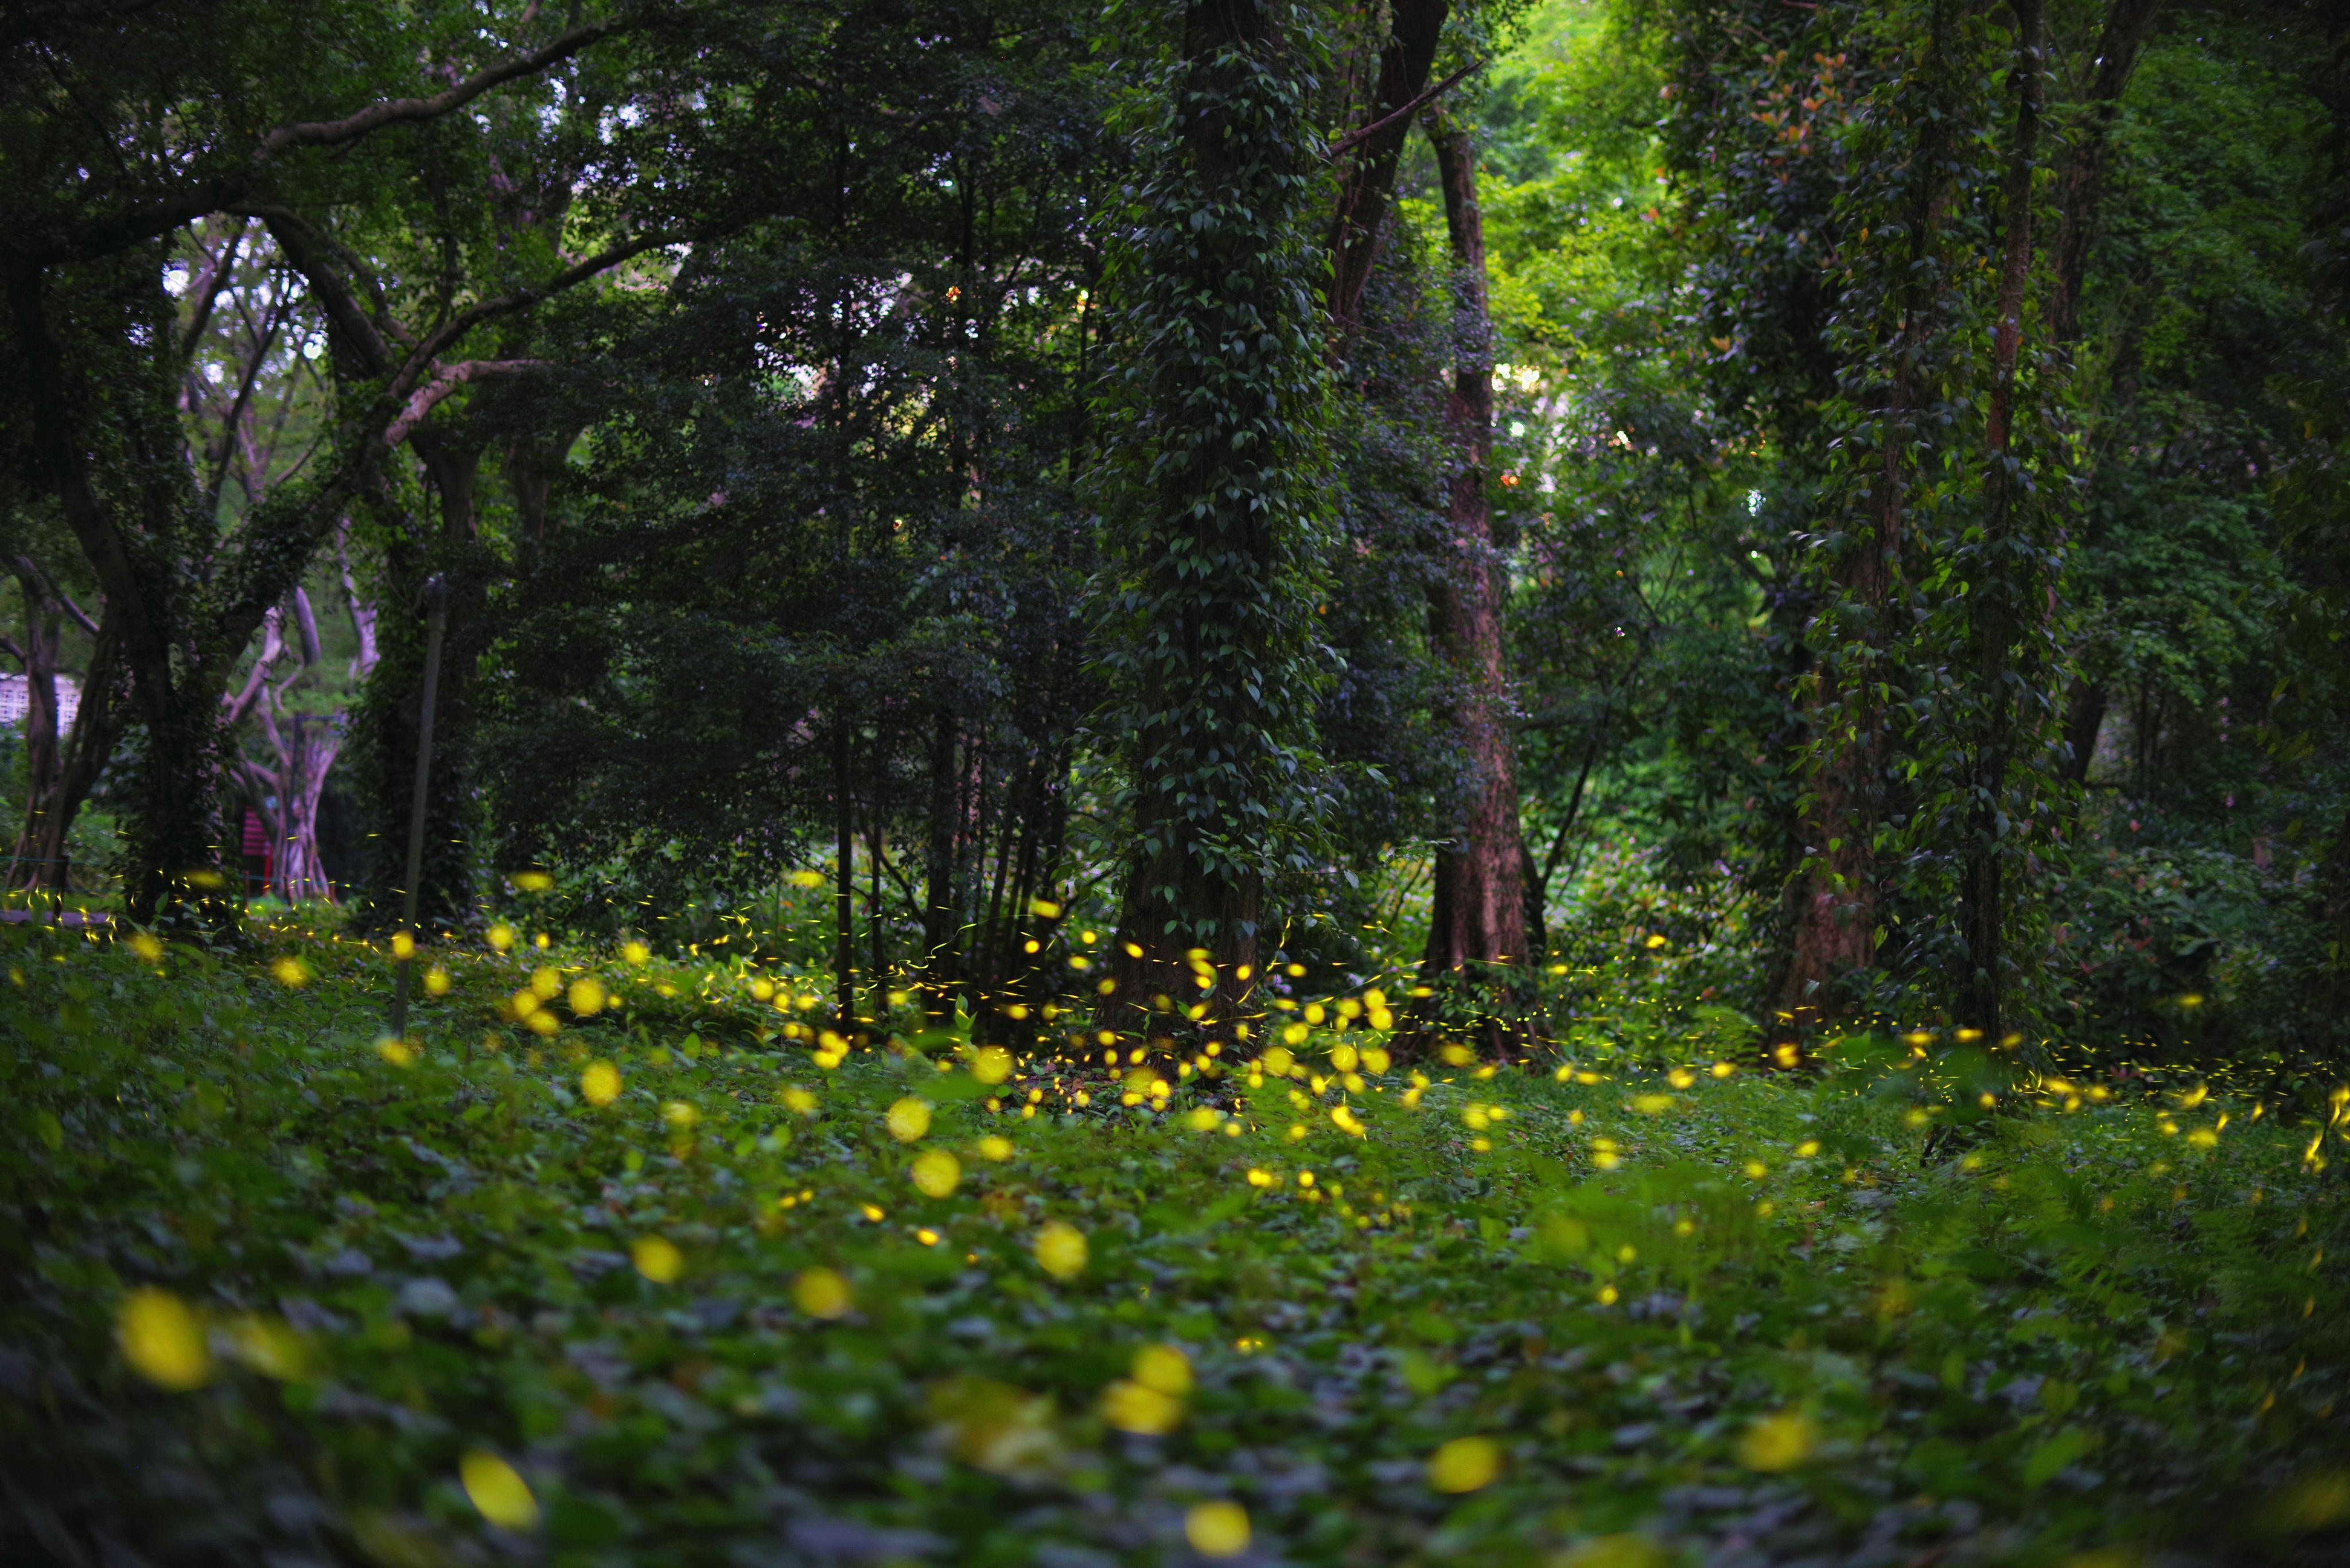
left=9, top=924, right=2350, bottom=1566
left=5, top=0, right=2349, bottom=1559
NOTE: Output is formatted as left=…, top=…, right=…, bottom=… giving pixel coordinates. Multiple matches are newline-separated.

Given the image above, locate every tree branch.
left=258, top=20, right=628, bottom=155
left=1329, top=59, right=1482, bottom=159
left=9, top=554, right=101, bottom=637
left=178, top=216, right=248, bottom=356
left=245, top=207, right=395, bottom=375
left=383, top=359, right=548, bottom=445
left=392, top=233, right=675, bottom=397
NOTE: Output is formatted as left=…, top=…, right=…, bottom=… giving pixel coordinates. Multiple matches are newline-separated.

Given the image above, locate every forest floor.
left=5, top=921, right=2349, bottom=1567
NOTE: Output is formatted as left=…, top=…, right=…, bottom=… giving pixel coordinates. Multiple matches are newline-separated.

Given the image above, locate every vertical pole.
left=834, top=709, right=854, bottom=1027
left=870, top=727, right=885, bottom=1013
left=390, top=575, right=448, bottom=1040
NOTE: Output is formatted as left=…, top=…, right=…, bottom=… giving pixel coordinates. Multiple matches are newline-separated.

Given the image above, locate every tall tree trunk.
left=869, top=727, right=886, bottom=1008
left=24, top=631, right=127, bottom=898
left=352, top=432, right=488, bottom=935
left=1325, top=0, right=1450, bottom=341
left=834, top=707, right=856, bottom=1026
left=5, top=573, right=64, bottom=890
left=2046, top=0, right=2158, bottom=820
left=1955, top=0, right=2048, bottom=1042
left=1108, top=0, right=1326, bottom=1041
left=921, top=707, right=962, bottom=1023
left=1770, top=10, right=1962, bottom=1040
left=2059, top=677, right=2106, bottom=785
left=1417, top=115, right=1528, bottom=1004
left=2046, top=0, right=2162, bottom=347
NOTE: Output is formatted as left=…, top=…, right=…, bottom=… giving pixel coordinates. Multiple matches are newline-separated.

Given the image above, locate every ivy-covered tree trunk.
left=1417, top=114, right=1529, bottom=1028
left=1771, top=2, right=1965, bottom=1040
left=1954, top=0, right=2046, bottom=1041
left=1107, top=0, right=1330, bottom=1039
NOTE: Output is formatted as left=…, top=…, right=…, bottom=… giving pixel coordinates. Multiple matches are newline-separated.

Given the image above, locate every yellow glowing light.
left=971, top=1046, right=1013, bottom=1084
left=581, top=1061, right=622, bottom=1107
left=886, top=1097, right=934, bottom=1143
left=117, top=1288, right=212, bottom=1391
left=795, top=1266, right=852, bottom=1318
left=1034, top=1221, right=1088, bottom=1279
left=976, top=1135, right=1014, bottom=1162
left=486, top=923, right=515, bottom=952
left=270, top=956, right=310, bottom=988
left=1101, top=1379, right=1183, bottom=1434
left=621, top=940, right=650, bottom=966
left=510, top=870, right=554, bottom=893
left=423, top=967, right=452, bottom=997
left=1737, top=1410, right=1818, bottom=1471
left=568, top=976, right=607, bottom=1015
left=460, top=1450, right=542, bottom=1531
left=1428, top=1435, right=1502, bottom=1493
left=1185, top=1501, right=1250, bottom=1558
left=912, top=1148, right=962, bottom=1197
left=1133, top=1344, right=1193, bottom=1396
left=632, top=1235, right=684, bottom=1283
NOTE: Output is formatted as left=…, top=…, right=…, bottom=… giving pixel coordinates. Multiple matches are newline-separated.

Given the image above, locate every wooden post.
left=390, top=575, right=448, bottom=1040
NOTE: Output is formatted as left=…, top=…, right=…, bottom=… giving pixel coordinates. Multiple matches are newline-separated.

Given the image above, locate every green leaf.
left=2022, top=1426, right=2092, bottom=1488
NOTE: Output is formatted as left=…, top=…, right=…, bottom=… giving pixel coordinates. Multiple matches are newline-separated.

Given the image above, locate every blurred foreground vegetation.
left=6, top=918, right=2350, bottom=1566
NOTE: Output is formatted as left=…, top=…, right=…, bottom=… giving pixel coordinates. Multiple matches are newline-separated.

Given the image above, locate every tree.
left=1415, top=107, right=1530, bottom=1022
left=0, top=0, right=637, bottom=930
left=1103, top=0, right=1334, bottom=1038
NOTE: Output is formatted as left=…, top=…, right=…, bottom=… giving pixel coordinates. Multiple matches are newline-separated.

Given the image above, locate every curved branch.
left=384, top=359, right=547, bottom=445
left=259, top=20, right=628, bottom=155
left=1329, top=59, right=1481, bottom=160
left=244, top=206, right=395, bottom=374
left=391, top=233, right=675, bottom=397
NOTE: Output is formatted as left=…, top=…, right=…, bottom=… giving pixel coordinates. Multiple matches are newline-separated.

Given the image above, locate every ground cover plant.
left=7, top=0, right=2350, bottom=1562
left=7, top=920, right=2350, bottom=1567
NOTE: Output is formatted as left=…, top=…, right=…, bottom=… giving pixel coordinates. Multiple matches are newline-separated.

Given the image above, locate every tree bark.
left=2059, top=678, right=2106, bottom=785
left=349, top=431, right=489, bottom=935
left=1417, top=115, right=1528, bottom=1004
left=921, top=707, right=963, bottom=1023
left=1955, top=0, right=2047, bottom=1042
left=4, top=570, right=64, bottom=890
left=1770, top=14, right=1963, bottom=1040
left=1109, top=0, right=1322, bottom=1040
left=1324, top=0, right=1449, bottom=343
left=834, top=707, right=857, bottom=1026
left=2046, top=0, right=2162, bottom=347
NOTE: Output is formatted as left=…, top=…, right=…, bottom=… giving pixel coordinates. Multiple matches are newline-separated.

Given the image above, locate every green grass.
left=5, top=921, right=2350, bottom=1566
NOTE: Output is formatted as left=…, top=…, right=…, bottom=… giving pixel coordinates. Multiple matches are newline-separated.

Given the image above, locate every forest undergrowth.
left=6, top=919, right=2350, bottom=1568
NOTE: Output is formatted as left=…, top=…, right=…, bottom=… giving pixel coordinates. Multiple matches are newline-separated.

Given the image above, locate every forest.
left=3, top=0, right=2348, bottom=1562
